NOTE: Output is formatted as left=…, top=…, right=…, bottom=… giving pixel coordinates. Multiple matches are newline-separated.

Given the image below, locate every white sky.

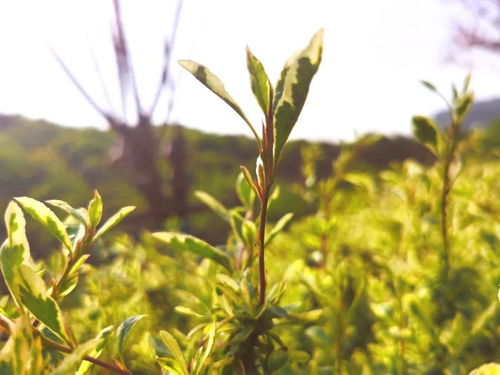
left=0, top=0, right=498, bottom=141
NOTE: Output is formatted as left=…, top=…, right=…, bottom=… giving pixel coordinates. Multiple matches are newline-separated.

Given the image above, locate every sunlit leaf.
left=52, top=337, right=100, bottom=375
left=87, top=190, right=103, bottom=228
left=76, top=326, right=113, bottom=375
left=469, top=363, right=500, bottom=375
left=16, top=264, right=70, bottom=343
left=14, top=197, right=72, bottom=251
left=265, top=213, right=293, bottom=246
left=179, top=59, right=260, bottom=144
left=160, top=330, right=189, bottom=375
left=93, top=206, right=135, bottom=241
left=195, top=191, right=230, bottom=222
left=273, top=29, right=323, bottom=160
left=246, top=47, right=272, bottom=115
left=46, top=199, right=89, bottom=227
left=117, top=315, right=146, bottom=356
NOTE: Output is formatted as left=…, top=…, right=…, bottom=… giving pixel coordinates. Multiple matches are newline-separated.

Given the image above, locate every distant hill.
left=0, top=114, right=437, bottom=255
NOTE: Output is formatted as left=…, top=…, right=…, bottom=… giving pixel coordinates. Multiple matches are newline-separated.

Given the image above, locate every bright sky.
left=0, top=0, right=498, bottom=141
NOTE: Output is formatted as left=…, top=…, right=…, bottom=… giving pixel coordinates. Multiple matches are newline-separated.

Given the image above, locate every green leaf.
left=117, top=314, right=146, bottom=356
left=240, top=165, right=261, bottom=199
left=289, top=350, right=310, bottom=363
left=52, top=337, right=100, bottom=375
left=236, top=172, right=256, bottom=209
left=246, top=47, right=272, bottom=115
left=4, top=202, right=30, bottom=262
left=421, top=80, right=437, bottom=92
left=455, top=93, right=474, bottom=119
left=76, top=326, right=113, bottom=375
left=192, top=323, right=216, bottom=375
left=412, top=116, right=438, bottom=150
left=268, top=348, right=289, bottom=371
left=93, top=206, right=135, bottom=241
left=195, top=191, right=230, bottom=222
left=87, top=190, right=103, bottom=228
left=265, top=213, right=293, bottom=246
left=15, top=264, right=69, bottom=343
left=273, top=29, right=323, bottom=160
left=14, top=197, right=72, bottom=251
left=160, top=330, right=189, bottom=375
left=469, top=363, right=500, bottom=375
left=179, top=59, right=260, bottom=144
left=174, top=306, right=205, bottom=319
left=45, top=199, right=90, bottom=227
left=0, top=315, right=35, bottom=375
left=0, top=242, right=28, bottom=310
left=153, top=232, right=232, bottom=272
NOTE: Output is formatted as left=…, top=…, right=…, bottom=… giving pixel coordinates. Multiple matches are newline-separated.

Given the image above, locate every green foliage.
left=0, top=35, right=499, bottom=375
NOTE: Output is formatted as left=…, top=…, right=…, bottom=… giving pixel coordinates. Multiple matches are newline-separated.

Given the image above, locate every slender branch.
left=49, top=45, right=111, bottom=120
left=41, top=335, right=133, bottom=375
left=258, top=190, right=269, bottom=306
left=440, top=117, right=460, bottom=278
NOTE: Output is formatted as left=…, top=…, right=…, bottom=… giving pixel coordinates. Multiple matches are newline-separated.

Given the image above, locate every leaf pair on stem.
left=180, top=29, right=324, bottom=305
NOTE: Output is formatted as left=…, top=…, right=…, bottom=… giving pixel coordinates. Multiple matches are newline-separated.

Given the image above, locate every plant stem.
left=440, top=162, right=450, bottom=278
left=440, top=120, right=459, bottom=278
left=258, top=190, right=270, bottom=306
left=41, top=334, right=133, bottom=375
left=0, top=318, right=132, bottom=375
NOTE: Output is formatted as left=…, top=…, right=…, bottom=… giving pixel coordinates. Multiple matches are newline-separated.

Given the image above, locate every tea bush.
left=0, top=31, right=498, bottom=374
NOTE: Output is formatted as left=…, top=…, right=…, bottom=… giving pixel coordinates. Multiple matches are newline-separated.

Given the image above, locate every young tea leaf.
left=87, top=190, right=103, bottom=228
left=4, top=202, right=30, bottom=262
left=117, top=315, right=146, bottom=356
left=195, top=191, right=230, bottom=222
left=421, top=80, right=437, bottom=92
left=52, top=337, right=100, bottom=375
left=17, top=264, right=70, bottom=343
left=153, top=232, right=232, bottom=272
left=93, top=206, right=135, bottom=242
left=273, top=29, right=323, bottom=160
left=159, top=330, right=189, bottom=375
left=240, top=165, right=261, bottom=199
left=236, top=172, right=256, bottom=209
left=265, top=213, right=294, bottom=246
left=179, top=59, right=260, bottom=144
left=412, top=116, right=438, bottom=150
left=76, top=326, right=113, bottom=375
left=45, top=199, right=90, bottom=227
left=14, top=197, right=72, bottom=251
left=246, top=47, right=272, bottom=115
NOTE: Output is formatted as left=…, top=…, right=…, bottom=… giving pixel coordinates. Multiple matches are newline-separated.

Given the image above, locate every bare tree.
left=454, top=0, right=500, bottom=52
left=52, top=0, right=190, bottom=224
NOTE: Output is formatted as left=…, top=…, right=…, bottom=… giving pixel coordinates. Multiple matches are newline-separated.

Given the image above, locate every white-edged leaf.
left=179, top=59, right=260, bottom=144
left=16, top=264, right=70, bottom=343
left=273, top=29, right=323, bottom=160
left=46, top=199, right=90, bottom=227
left=117, top=314, right=146, bottom=356
left=4, top=202, right=30, bottom=262
left=14, top=197, right=72, bottom=251
left=52, top=337, right=100, bottom=375
left=76, top=326, right=113, bottom=375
